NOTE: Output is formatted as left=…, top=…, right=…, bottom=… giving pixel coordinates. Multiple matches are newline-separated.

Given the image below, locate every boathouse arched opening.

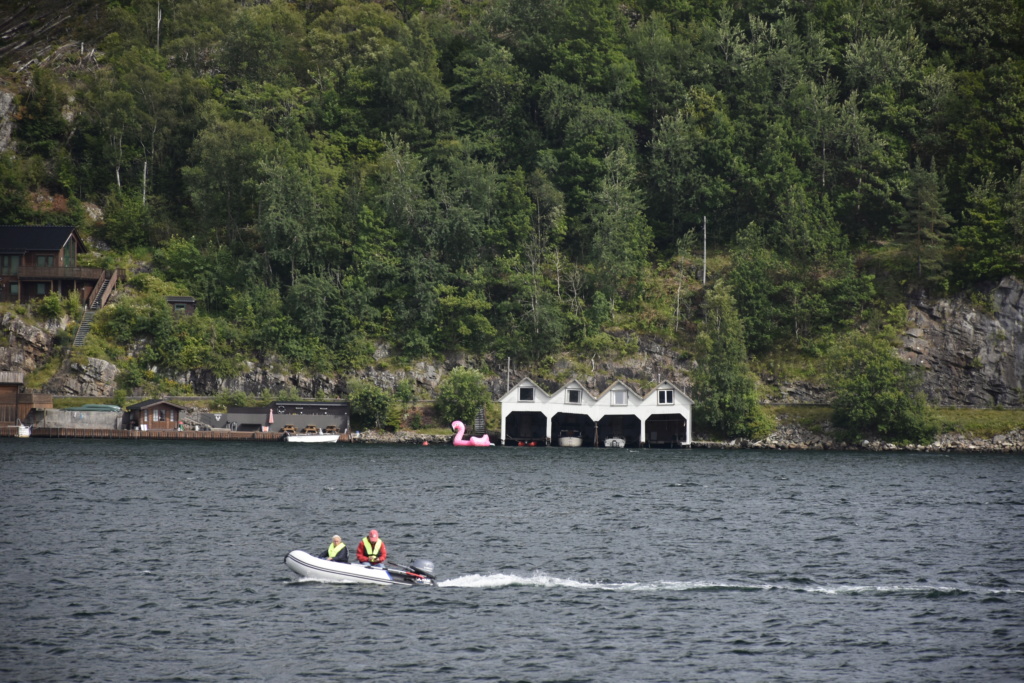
left=551, top=413, right=596, bottom=447
left=597, top=415, right=642, bottom=447
left=504, top=411, right=547, bottom=445
left=645, top=414, right=689, bottom=448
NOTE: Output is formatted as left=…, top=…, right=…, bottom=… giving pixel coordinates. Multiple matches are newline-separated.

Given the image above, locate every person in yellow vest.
left=356, top=529, right=387, bottom=565
left=319, top=534, right=348, bottom=563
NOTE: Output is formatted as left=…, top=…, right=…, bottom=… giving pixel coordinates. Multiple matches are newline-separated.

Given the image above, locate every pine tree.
left=897, top=158, right=953, bottom=290
left=692, top=285, right=774, bottom=439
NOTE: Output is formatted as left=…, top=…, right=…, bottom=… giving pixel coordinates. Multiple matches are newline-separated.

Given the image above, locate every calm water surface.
left=1, top=440, right=1021, bottom=682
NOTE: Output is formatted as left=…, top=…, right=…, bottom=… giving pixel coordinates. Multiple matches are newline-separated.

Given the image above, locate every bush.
left=435, top=367, right=492, bottom=426
left=34, top=291, right=65, bottom=320
left=348, top=379, right=392, bottom=430
left=828, top=320, right=937, bottom=443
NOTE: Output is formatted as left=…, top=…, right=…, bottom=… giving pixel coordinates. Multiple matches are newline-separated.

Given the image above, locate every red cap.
left=368, top=529, right=378, bottom=541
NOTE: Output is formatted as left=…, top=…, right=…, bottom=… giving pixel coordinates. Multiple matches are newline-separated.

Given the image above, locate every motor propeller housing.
left=409, top=559, right=435, bottom=579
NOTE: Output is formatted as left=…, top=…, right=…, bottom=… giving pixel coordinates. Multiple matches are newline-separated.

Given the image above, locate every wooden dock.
left=0, top=426, right=351, bottom=441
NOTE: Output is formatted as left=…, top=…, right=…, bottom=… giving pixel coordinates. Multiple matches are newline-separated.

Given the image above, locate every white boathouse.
left=499, top=378, right=693, bottom=447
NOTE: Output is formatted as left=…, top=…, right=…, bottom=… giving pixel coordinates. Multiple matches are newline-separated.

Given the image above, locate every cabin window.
left=519, top=387, right=534, bottom=402
left=658, top=390, right=674, bottom=405
left=35, top=255, right=54, bottom=267
left=9, top=283, right=18, bottom=297
left=64, top=241, right=75, bottom=267
left=35, top=283, right=46, bottom=296
left=611, top=390, right=627, bottom=406
left=566, top=389, right=581, bottom=404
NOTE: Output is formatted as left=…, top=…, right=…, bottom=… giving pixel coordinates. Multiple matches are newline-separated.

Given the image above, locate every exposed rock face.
left=0, top=90, right=15, bottom=153
left=44, top=357, right=119, bottom=396
left=1, top=313, right=59, bottom=371
left=902, top=276, right=1024, bottom=406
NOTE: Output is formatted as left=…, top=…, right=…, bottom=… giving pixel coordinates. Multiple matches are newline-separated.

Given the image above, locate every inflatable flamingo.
left=451, top=420, right=493, bottom=446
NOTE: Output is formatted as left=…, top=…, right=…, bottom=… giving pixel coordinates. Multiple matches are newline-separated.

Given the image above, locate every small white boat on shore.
left=16, top=423, right=30, bottom=438
left=285, top=433, right=339, bottom=443
left=284, top=550, right=436, bottom=586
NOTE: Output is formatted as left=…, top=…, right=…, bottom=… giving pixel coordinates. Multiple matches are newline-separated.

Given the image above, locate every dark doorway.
left=645, top=414, right=689, bottom=447
left=505, top=411, right=547, bottom=445
left=597, top=415, right=641, bottom=448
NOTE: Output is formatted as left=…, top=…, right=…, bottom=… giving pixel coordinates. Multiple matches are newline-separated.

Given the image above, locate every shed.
left=166, top=296, right=197, bottom=315
left=0, top=370, right=52, bottom=424
left=127, top=398, right=189, bottom=431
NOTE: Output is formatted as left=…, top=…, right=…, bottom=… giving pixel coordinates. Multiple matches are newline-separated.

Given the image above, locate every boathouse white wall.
left=499, top=378, right=693, bottom=446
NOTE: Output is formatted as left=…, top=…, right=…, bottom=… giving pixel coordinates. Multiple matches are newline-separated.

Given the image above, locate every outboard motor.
left=409, top=559, right=436, bottom=579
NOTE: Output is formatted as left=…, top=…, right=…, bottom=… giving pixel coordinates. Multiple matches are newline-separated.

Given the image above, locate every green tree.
left=585, top=147, right=653, bottom=310
left=955, top=168, right=1024, bottom=282
left=828, top=309, right=936, bottom=442
left=102, top=189, right=152, bottom=249
left=691, top=285, right=774, bottom=439
left=435, top=367, right=492, bottom=425
left=17, top=68, right=70, bottom=155
left=347, top=379, right=393, bottom=430
left=181, top=117, right=275, bottom=243
left=896, top=158, right=952, bottom=290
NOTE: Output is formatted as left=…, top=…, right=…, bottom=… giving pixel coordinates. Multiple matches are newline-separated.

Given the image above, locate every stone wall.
left=35, top=409, right=123, bottom=429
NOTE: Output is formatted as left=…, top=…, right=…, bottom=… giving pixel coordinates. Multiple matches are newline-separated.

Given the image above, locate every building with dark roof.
left=0, top=225, right=118, bottom=307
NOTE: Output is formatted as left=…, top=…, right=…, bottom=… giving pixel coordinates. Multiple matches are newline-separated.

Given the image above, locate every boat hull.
left=284, top=550, right=433, bottom=585
left=558, top=436, right=583, bottom=447
left=604, top=437, right=625, bottom=448
left=285, top=434, right=339, bottom=443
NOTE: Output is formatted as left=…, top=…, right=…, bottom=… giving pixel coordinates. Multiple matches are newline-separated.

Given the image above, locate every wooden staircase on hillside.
left=73, top=272, right=113, bottom=347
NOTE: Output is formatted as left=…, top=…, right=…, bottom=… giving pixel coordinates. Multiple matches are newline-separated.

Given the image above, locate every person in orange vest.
left=356, top=529, right=387, bottom=565
left=319, top=534, right=348, bottom=563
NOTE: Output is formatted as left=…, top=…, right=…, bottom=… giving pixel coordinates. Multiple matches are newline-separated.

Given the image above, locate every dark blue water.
left=1, top=440, right=1021, bottom=682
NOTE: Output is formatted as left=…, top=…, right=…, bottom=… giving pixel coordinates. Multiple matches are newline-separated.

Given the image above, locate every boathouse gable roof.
left=640, top=381, right=693, bottom=407
left=549, top=378, right=597, bottom=407
left=498, top=377, right=551, bottom=403
left=596, top=380, right=643, bottom=407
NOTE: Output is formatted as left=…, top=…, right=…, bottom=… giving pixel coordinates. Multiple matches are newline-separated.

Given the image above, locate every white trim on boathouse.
left=498, top=378, right=693, bottom=447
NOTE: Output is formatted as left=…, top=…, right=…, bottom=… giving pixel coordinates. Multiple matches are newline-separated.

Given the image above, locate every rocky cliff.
left=902, top=276, right=1023, bottom=406
left=3, top=278, right=1023, bottom=407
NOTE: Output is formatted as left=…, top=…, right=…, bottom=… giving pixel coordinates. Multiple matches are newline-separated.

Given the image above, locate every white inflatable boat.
left=284, top=550, right=436, bottom=586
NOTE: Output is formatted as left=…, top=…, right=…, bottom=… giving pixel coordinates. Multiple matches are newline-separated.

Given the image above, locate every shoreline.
left=4, top=426, right=1021, bottom=453
left=351, top=428, right=1024, bottom=453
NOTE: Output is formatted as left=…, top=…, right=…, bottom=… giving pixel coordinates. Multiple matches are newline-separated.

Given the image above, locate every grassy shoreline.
left=770, top=405, right=1024, bottom=440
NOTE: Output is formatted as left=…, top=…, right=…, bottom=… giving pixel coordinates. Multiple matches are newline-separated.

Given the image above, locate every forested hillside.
left=3, top=0, right=1023, bottom=435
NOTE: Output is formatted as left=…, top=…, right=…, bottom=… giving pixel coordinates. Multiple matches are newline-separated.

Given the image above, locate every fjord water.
left=1, top=441, right=1021, bottom=682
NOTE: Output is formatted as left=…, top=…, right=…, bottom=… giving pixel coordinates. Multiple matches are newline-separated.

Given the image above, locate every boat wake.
left=438, top=572, right=1023, bottom=596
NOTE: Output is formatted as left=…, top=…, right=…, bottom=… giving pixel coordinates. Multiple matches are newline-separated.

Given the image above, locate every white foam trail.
left=436, top=573, right=1023, bottom=595
left=437, top=572, right=766, bottom=591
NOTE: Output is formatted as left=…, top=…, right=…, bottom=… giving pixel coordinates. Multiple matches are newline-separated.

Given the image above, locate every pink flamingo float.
left=451, top=420, right=493, bottom=447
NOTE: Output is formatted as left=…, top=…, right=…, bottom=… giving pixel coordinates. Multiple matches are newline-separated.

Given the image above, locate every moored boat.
left=558, top=430, right=582, bottom=447
left=604, top=436, right=625, bottom=448
left=284, top=550, right=436, bottom=586
left=16, top=423, right=31, bottom=438
left=285, top=433, right=339, bottom=443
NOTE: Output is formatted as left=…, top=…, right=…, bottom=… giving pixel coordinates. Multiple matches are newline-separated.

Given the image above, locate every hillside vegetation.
left=3, top=0, right=1023, bottom=439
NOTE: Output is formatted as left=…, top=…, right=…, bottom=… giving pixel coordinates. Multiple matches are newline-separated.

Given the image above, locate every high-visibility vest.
left=362, top=537, right=383, bottom=561
left=327, top=541, right=346, bottom=559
